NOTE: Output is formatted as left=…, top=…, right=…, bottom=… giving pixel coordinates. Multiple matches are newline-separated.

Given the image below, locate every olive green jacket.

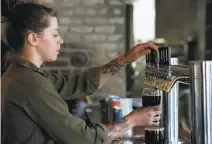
left=1, top=58, right=108, bottom=144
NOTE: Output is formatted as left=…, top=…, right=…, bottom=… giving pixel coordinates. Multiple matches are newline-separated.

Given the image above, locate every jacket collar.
left=13, top=58, right=44, bottom=74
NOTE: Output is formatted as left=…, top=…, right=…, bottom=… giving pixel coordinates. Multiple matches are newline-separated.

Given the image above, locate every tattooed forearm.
left=98, top=55, right=133, bottom=88
left=100, top=55, right=127, bottom=76
left=106, top=118, right=130, bottom=144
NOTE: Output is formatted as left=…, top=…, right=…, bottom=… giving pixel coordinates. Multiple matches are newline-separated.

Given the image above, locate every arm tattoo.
left=100, top=56, right=126, bottom=76
left=106, top=118, right=130, bottom=144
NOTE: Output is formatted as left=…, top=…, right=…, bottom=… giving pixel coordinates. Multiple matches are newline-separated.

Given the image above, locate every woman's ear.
left=27, top=32, right=39, bottom=46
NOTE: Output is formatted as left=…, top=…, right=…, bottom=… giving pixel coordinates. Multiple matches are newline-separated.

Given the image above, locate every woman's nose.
left=58, top=36, right=63, bottom=44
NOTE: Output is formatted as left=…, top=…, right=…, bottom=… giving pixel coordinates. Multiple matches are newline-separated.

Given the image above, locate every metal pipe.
left=167, top=82, right=179, bottom=143
left=165, top=58, right=180, bottom=144
left=190, top=61, right=212, bottom=144
left=161, top=58, right=181, bottom=143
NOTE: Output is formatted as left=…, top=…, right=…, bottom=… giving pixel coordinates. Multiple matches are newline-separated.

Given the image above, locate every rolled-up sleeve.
left=44, top=67, right=100, bottom=100
left=23, top=80, right=108, bottom=144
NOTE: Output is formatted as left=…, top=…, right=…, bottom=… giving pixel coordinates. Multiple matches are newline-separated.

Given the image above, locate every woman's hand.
left=124, top=42, right=159, bottom=64
left=125, top=105, right=162, bottom=127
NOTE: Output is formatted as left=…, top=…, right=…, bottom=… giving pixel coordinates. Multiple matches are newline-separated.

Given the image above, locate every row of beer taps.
left=144, top=47, right=190, bottom=92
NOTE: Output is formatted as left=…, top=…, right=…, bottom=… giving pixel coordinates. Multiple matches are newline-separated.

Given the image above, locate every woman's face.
left=36, top=16, right=63, bottom=62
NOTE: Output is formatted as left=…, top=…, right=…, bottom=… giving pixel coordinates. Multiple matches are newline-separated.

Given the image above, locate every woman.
left=1, top=3, right=161, bottom=144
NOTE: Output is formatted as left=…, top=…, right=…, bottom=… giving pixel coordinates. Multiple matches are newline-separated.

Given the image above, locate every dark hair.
left=2, top=1, right=57, bottom=52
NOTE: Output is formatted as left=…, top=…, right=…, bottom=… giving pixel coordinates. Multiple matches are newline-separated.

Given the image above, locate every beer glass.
left=145, top=127, right=165, bottom=144
left=142, top=88, right=161, bottom=107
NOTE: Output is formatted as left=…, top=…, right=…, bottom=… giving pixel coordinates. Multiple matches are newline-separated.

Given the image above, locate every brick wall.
left=40, top=0, right=127, bottom=98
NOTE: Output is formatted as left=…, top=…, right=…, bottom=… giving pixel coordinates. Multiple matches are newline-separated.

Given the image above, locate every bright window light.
left=133, top=0, right=155, bottom=43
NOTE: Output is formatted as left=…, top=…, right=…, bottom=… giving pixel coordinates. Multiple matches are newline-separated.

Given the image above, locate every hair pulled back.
left=2, top=0, right=57, bottom=52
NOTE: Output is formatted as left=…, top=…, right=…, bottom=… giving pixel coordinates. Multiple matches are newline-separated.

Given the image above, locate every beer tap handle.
left=150, top=49, right=160, bottom=68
